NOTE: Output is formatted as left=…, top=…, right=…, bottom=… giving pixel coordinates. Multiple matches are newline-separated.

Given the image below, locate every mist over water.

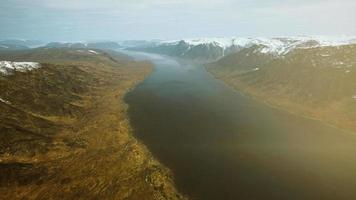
left=124, top=50, right=356, bottom=200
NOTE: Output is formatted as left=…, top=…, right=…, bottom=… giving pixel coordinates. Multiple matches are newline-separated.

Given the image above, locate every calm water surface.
left=123, top=50, right=356, bottom=200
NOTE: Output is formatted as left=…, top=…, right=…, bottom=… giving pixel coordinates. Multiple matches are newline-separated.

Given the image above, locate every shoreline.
left=205, top=66, right=356, bottom=136
left=0, top=51, right=186, bottom=199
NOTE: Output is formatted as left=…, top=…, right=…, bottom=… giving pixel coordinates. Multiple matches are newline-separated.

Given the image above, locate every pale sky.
left=1, top=0, right=355, bottom=41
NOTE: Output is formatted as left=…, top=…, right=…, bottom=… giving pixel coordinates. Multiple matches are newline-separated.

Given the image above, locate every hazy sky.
left=1, top=0, right=355, bottom=41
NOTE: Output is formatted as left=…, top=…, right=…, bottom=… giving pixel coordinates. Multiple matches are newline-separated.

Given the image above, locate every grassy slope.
left=207, top=44, right=356, bottom=133
left=0, top=48, right=185, bottom=199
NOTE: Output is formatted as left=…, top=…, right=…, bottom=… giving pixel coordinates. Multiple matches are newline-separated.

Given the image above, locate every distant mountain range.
left=207, top=40, right=356, bottom=133
left=45, top=41, right=121, bottom=50
left=0, top=40, right=124, bottom=51
left=0, top=40, right=46, bottom=50
left=2, top=37, right=356, bottom=59
left=127, top=36, right=356, bottom=62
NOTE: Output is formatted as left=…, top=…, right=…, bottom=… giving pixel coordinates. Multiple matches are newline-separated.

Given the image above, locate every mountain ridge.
left=127, top=36, right=356, bottom=62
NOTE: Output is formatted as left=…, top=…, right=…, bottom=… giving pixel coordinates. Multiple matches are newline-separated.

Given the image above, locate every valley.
left=1, top=36, right=356, bottom=199
left=2, top=0, right=356, bottom=199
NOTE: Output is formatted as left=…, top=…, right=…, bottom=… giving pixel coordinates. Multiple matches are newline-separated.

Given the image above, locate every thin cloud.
left=0, top=0, right=355, bottom=41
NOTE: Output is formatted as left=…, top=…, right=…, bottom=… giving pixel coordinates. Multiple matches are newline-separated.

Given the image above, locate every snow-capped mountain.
left=176, top=36, right=355, bottom=52
left=128, top=36, right=356, bottom=62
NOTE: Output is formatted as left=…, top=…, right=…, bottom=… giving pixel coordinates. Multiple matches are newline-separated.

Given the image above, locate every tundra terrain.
left=207, top=43, right=356, bottom=133
left=0, top=48, right=185, bottom=200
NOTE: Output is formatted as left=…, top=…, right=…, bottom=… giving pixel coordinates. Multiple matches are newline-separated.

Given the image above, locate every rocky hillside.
left=207, top=43, right=356, bottom=133
left=0, top=48, right=185, bottom=199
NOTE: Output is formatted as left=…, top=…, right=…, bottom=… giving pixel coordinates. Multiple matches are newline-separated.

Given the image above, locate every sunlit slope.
left=0, top=49, right=185, bottom=199
left=207, top=44, right=356, bottom=132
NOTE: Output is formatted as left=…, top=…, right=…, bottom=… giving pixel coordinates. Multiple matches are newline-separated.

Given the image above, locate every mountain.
left=45, top=41, right=121, bottom=50
left=0, top=40, right=45, bottom=50
left=0, top=43, right=29, bottom=51
left=207, top=42, right=356, bottom=133
left=128, top=39, right=225, bottom=62
left=128, top=36, right=356, bottom=62
left=0, top=42, right=29, bottom=51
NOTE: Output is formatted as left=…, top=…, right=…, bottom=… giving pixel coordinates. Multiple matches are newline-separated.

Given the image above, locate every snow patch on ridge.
left=88, top=50, right=99, bottom=54
left=0, top=61, right=41, bottom=76
left=158, top=36, right=356, bottom=56
left=76, top=49, right=100, bottom=55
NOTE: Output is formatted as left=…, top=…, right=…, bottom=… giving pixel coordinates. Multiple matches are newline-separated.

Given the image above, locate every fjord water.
left=123, top=51, right=356, bottom=200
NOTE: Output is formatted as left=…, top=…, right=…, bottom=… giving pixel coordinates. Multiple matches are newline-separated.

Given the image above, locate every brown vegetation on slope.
left=207, top=44, right=356, bottom=133
left=0, top=49, right=185, bottom=200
